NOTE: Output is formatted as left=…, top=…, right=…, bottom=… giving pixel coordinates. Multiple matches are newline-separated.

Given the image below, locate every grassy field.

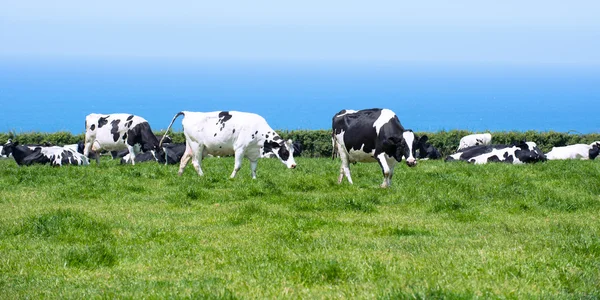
left=0, top=156, right=599, bottom=298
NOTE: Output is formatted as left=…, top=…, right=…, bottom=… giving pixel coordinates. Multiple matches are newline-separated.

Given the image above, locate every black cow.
left=2, top=140, right=89, bottom=166
left=110, top=134, right=172, bottom=160
left=84, top=113, right=164, bottom=165
left=445, top=141, right=546, bottom=164
left=416, top=135, right=441, bottom=160
left=332, top=108, right=418, bottom=188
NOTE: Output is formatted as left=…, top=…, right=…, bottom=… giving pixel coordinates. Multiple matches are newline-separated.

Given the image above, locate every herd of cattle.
left=1, top=108, right=598, bottom=187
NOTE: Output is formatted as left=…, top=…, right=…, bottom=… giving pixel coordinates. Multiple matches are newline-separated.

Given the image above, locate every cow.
left=110, top=135, right=172, bottom=160
left=332, top=108, right=418, bottom=188
left=83, top=113, right=162, bottom=165
left=63, top=141, right=98, bottom=160
left=162, top=143, right=187, bottom=164
left=160, top=111, right=297, bottom=178
left=545, top=141, right=600, bottom=160
left=120, top=151, right=166, bottom=164
left=458, top=133, right=492, bottom=151
left=2, top=140, right=89, bottom=166
left=416, top=135, right=441, bottom=160
left=445, top=141, right=545, bottom=164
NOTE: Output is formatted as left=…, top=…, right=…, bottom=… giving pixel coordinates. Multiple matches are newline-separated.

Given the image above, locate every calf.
left=161, top=111, right=296, bottom=178
left=445, top=141, right=545, bottom=164
left=458, top=133, right=492, bottom=151
left=545, top=141, right=600, bottom=160
left=416, top=135, right=441, bottom=160
left=84, top=113, right=162, bottom=165
left=2, top=140, right=89, bottom=166
left=332, top=108, right=418, bottom=188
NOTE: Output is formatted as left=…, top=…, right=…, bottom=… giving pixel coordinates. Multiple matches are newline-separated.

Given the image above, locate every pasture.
left=0, top=157, right=599, bottom=298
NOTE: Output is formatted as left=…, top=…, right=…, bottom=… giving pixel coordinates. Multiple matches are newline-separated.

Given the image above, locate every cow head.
left=2, top=139, right=14, bottom=156
left=514, top=141, right=546, bottom=163
left=262, top=139, right=297, bottom=169
left=383, top=131, right=418, bottom=167
left=589, top=141, right=600, bottom=160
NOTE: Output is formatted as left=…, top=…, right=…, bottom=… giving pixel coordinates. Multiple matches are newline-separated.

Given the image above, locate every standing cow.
left=545, top=141, right=600, bottom=160
left=332, top=108, right=418, bottom=188
left=161, top=111, right=297, bottom=178
left=83, top=113, right=161, bottom=165
left=458, top=133, right=492, bottom=151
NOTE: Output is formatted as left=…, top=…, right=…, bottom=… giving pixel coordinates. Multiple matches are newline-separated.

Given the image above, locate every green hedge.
left=2, top=130, right=599, bottom=158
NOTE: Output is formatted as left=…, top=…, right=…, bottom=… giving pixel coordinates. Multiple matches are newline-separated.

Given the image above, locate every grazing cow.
left=161, top=111, right=297, bottom=178
left=416, top=135, right=441, bottom=160
left=445, top=141, right=545, bottom=164
left=2, top=140, right=88, bottom=166
left=545, top=141, right=600, bottom=160
left=84, top=113, right=162, bottom=165
left=458, top=133, right=492, bottom=151
left=332, top=108, right=418, bottom=188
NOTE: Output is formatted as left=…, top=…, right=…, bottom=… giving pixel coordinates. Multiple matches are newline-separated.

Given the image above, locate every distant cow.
left=84, top=113, right=162, bottom=165
left=162, top=143, right=187, bottom=164
left=416, top=135, right=441, bottom=160
left=332, top=108, right=418, bottom=188
left=445, top=141, right=545, bottom=164
left=110, top=135, right=172, bottom=160
left=2, top=140, right=89, bottom=166
left=545, top=141, right=600, bottom=160
left=120, top=151, right=166, bottom=164
left=161, top=111, right=297, bottom=178
left=458, top=133, right=492, bottom=151
left=63, top=141, right=97, bottom=160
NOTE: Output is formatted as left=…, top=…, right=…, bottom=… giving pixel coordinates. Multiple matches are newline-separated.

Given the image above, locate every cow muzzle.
left=406, top=157, right=417, bottom=167
left=289, top=163, right=297, bottom=169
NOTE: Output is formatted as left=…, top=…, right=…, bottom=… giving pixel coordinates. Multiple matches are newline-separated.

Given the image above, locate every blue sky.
left=1, top=1, right=599, bottom=64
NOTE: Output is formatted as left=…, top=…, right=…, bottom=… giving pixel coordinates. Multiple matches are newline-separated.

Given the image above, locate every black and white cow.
left=332, top=108, right=418, bottom=188
left=416, top=135, right=441, bottom=160
left=2, top=140, right=89, bottom=166
left=445, top=141, right=545, bottom=164
left=84, top=113, right=162, bottom=165
left=457, top=133, right=492, bottom=151
left=110, top=135, right=172, bottom=160
left=161, top=111, right=297, bottom=178
left=545, top=141, right=600, bottom=160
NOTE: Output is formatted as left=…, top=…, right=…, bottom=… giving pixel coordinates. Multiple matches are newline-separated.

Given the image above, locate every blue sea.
left=1, top=58, right=599, bottom=134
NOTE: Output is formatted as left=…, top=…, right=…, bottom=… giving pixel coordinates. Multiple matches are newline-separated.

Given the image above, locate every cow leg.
left=83, top=138, right=100, bottom=165
left=126, top=144, right=137, bottom=165
left=178, top=145, right=193, bottom=176
left=230, top=148, right=245, bottom=178
left=376, top=153, right=392, bottom=188
left=337, top=155, right=353, bottom=184
left=191, top=144, right=205, bottom=176
left=249, top=159, right=258, bottom=179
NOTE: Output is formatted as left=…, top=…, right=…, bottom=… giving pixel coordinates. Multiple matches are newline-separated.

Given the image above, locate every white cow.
left=458, top=133, right=492, bottom=151
left=83, top=113, right=161, bottom=165
left=545, top=141, right=600, bottom=160
left=161, top=111, right=297, bottom=178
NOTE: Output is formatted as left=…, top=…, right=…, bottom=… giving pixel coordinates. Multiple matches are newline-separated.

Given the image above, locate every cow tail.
left=160, top=112, right=185, bottom=147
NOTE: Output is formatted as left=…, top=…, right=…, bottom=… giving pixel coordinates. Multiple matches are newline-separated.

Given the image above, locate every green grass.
left=1, top=157, right=599, bottom=298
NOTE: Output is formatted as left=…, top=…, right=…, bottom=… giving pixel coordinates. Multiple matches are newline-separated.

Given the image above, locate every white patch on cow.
left=458, top=133, right=492, bottom=151
left=402, top=131, right=416, bottom=164
left=546, top=142, right=598, bottom=160
left=372, top=109, right=396, bottom=135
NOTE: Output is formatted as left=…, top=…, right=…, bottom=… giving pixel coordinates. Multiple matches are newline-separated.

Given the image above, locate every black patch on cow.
left=265, top=135, right=269, bottom=139
left=110, top=119, right=121, bottom=142
left=333, top=109, right=382, bottom=155
left=589, top=144, right=599, bottom=160
left=503, top=152, right=514, bottom=163
left=217, top=111, right=233, bottom=131
left=98, top=117, right=109, bottom=128
left=123, top=133, right=127, bottom=140
left=126, top=122, right=160, bottom=152
left=125, top=120, right=133, bottom=128
left=232, top=129, right=236, bottom=134
left=214, top=133, right=217, bottom=137
left=90, top=124, right=96, bottom=131
left=255, top=131, right=258, bottom=134
left=252, top=134, right=255, bottom=139
left=487, top=155, right=500, bottom=163
left=278, top=144, right=290, bottom=161
left=127, top=115, right=134, bottom=121
left=273, top=136, right=282, bottom=141
left=263, top=141, right=280, bottom=155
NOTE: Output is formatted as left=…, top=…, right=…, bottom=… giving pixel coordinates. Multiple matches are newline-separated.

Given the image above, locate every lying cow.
left=119, top=142, right=185, bottom=165
left=0, top=145, right=10, bottom=158
left=161, top=111, right=297, bottom=178
left=332, top=108, right=418, bottom=188
left=2, top=140, right=89, bottom=166
left=458, top=133, right=492, bottom=151
left=445, top=141, right=545, bottom=164
left=110, top=135, right=172, bottom=159
left=84, top=113, right=162, bottom=165
left=416, top=135, right=441, bottom=160
left=545, top=141, right=600, bottom=160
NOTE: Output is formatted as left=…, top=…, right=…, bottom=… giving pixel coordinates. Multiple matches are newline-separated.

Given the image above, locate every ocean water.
left=1, top=58, right=599, bottom=134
